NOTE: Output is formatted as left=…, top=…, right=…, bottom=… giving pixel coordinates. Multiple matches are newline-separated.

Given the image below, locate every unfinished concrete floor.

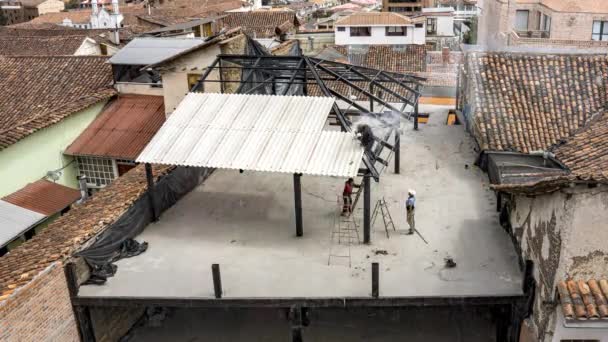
left=80, top=105, right=522, bottom=299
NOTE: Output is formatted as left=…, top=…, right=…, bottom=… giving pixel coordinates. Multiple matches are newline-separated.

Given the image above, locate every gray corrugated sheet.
left=108, top=38, right=208, bottom=65
left=0, top=200, right=45, bottom=248
left=137, top=93, right=364, bottom=177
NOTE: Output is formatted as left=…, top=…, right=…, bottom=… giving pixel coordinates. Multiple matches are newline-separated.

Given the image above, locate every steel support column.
left=145, top=163, right=157, bottom=222
left=363, top=175, right=371, bottom=244
left=371, top=262, right=379, bottom=298
left=414, top=101, right=419, bottom=131
left=212, top=264, right=222, bottom=299
left=290, top=306, right=304, bottom=342
left=294, top=173, right=303, bottom=237
left=394, top=130, right=400, bottom=174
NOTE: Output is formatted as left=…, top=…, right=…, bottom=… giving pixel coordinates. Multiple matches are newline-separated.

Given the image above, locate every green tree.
left=463, top=18, right=478, bottom=45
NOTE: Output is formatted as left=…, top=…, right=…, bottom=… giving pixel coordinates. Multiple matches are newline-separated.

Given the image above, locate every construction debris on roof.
left=0, top=56, right=115, bottom=150
left=0, top=164, right=172, bottom=301
left=0, top=36, right=88, bottom=56
left=462, top=53, right=608, bottom=154
left=2, top=180, right=80, bottom=216
left=137, top=93, right=364, bottom=177
left=557, top=280, right=608, bottom=321
left=0, top=200, right=45, bottom=249
left=66, top=95, right=166, bottom=160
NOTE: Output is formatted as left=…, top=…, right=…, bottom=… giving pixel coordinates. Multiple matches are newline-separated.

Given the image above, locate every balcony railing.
left=515, top=30, right=550, bottom=39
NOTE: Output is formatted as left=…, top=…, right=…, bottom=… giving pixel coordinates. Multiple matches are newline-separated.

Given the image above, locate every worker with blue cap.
left=406, top=189, right=416, bottom=235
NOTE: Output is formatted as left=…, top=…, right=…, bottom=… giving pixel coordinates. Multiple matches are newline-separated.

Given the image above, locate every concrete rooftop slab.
left=79, top=105, right=523, bottom=299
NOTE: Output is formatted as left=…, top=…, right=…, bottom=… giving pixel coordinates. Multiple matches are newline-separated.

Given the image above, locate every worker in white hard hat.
left=405, top=189, right=416, bottom=235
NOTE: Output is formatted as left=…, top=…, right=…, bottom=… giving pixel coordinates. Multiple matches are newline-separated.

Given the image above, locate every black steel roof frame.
left=194, top=55, right=425, bottom=182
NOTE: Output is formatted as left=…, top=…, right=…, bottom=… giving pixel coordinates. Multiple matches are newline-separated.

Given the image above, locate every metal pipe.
left=145, top=163, right=158, bottom=222
left=212, top=264, right=222, bottom=298
left=372, top=262, right=379, bottom=298
left=363, top=175, right=371, bottom=244
left=294, top=173, right=303, bottom=237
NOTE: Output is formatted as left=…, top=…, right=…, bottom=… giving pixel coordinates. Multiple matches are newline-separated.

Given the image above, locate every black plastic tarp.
left=76, top=167, right=212, bottom=284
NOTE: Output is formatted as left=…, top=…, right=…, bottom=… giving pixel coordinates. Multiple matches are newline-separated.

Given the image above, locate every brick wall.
left=91, top=307, right=145, bottom=342
left=0, top=262, right=79, bottom=342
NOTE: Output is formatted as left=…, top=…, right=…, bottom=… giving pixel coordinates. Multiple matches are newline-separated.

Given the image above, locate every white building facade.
left=334, top=12, right=426, bottom=45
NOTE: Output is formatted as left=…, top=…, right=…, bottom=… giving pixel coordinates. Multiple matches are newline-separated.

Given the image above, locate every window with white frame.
left=592, top=21, right=608, bottom=41
left=76, top=156, right=117, bottom=188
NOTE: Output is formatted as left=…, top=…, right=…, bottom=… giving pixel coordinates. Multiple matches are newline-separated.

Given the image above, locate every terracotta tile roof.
left=65, top=95, right=166, bottom=160
left=0, top=164, right=172, bottom=301
left=309, top=81, right=415, bottom=103
left=2, top=180, right=81, bottom=216
left=0, top=56, right=115, bottom=150
left=318, top=45, right=427, bottom=73
left=0, top=36, right=87, bottom=55
left=463, top=53, right=608, bottom=154
left=219, top=11, right=299, bottom=38
left=553, top=111, right=608, bottom=182
left=335, top=12, right=412, bottom=26
left=136, top=0, right=243, bottom=26
left=539, top=0, right=608, bottom=14
left=28, top=9, right=93, bottom=24
left=557, top=280, right=608, bottom=321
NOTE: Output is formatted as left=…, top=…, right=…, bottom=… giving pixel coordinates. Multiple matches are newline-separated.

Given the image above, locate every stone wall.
left=508, top=185, right=608, bottom=341
left=0, top=263, right=79, bottom=342
left=218, top=34, right=247, bottom=94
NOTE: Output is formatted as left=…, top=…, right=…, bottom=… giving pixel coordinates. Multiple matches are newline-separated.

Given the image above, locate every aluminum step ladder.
left=371, top=197, right=396, bottom=238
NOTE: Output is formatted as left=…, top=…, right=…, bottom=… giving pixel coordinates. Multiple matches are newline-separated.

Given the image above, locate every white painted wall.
left=434, top=16, right=454, bottom=36
left=159, top=45, right=222, bottom=115
left=114, top=83, right=164, bottom=96
left=335, top=25, right=426, bottom=45
left=37, top=0, right=64, bottom=14
left=74, top=38, right=102, bottom=55
left=510, top=185, right=608, bottom=341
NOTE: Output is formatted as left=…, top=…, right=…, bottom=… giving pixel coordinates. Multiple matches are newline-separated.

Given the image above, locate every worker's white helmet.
left=408, top=189, right=416, bottom=196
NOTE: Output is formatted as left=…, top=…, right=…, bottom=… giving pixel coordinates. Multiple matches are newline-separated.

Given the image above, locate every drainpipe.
left=77, top=175, right=89, bottom=203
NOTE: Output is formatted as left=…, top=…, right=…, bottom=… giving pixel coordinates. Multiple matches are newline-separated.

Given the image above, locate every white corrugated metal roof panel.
left=0, top=200, right=45, bottom=248
left=108, top=38, right=207, bottom=65
left=137, top=93, right=363, bottom=177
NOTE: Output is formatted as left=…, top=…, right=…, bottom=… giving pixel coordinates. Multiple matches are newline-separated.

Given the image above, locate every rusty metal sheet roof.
left=2, top=180, right=81, bottom=216
left=65, top=95, right=166, bottom=160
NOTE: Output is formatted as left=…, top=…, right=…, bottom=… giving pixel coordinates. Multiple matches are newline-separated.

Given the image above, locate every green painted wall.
left=0, top=101, right=107, bottom=198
